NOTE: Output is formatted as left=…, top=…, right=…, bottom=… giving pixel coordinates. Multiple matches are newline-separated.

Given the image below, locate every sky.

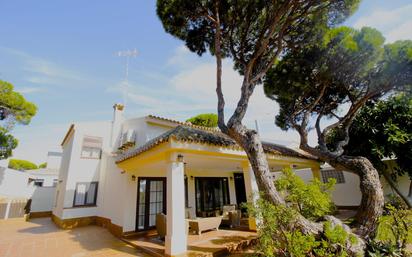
left=0, top=0, right=411, bottom=165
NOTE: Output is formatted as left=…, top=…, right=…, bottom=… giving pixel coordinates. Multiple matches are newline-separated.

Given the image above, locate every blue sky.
left=0, top=0, right=411, bottom=164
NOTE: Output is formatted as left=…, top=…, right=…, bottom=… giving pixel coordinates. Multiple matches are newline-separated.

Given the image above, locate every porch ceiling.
left=116, top=139, right=318, bottom=174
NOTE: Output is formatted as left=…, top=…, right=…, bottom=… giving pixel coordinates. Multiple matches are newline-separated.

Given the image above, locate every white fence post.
left=4, top=199, right=11, bottom=219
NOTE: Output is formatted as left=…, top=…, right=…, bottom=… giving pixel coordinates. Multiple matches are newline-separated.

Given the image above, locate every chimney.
left=110, top=103, right=124, bottom=147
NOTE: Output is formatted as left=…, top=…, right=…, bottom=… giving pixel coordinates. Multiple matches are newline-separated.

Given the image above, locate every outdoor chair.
left=156, top=213, right=167, bottom=240
left=221, top=205, right=241, bottom=228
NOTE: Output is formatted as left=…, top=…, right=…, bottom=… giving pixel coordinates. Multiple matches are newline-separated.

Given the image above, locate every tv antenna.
left=117, top=48, right=138, bottom=104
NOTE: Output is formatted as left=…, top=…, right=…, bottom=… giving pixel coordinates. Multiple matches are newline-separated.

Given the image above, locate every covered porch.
left=116, top=126, right=320, bottom=256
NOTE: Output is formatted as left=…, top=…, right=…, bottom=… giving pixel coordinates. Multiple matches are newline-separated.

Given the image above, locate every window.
left=73, top=182, right=98, bottom=207
left=34, top=179, right=44, bottom=187
left=81, top=136, right=102, bottom=159
left=321, top=170, right=345, bottom=184
left=195, top=177, right=230, bottom=217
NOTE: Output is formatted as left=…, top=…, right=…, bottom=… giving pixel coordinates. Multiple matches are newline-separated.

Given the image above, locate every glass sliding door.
left=136, top=178, right=166, bottom=231
left=195, top=177, right=230, bottom=217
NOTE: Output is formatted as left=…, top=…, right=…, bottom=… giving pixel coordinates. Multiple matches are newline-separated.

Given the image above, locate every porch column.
left=165, top=158, right=187, bottom=256
left=242, top=162, right=259, bottom=231
left=311, top=166, right=322, bottom=180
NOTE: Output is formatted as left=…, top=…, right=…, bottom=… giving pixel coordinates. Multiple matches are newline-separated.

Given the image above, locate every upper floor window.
left=33, top=179, right=44, bottom=187
left=73, top=182, right=98, bottom=207
left=321, top=169, right=345, bottom=184
left=81, top=136, right=102, bottom=159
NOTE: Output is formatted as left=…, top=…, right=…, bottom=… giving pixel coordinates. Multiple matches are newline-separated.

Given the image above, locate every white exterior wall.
left=0, top=167, right=33, bottom=198
left=31, top=187, right=57, bottom=212
left=53, top=131, right=75, bottom=218
left=0, top=167, right=58, bottom=212
left=100, top=154, right=129, bottom=229
left=53, top=121, right=112, bottom=219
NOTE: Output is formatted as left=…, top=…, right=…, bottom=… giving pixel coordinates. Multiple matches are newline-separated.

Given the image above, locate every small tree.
left=264, top=26, right=412, bottom=236
left=8, top=159, right=38, bottom=171
left=186, top=113, right=218, bottom=127
left=0, top=80, right=37, bottom=159
left=38, top=162, right=47, bottom=168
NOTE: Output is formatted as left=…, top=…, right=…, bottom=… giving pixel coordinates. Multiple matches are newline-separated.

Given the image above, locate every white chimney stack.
left=110, top=103, right=124, bottom=148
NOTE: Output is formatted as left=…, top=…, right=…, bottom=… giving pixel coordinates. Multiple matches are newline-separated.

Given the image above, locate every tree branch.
left=213, top=0, right=228, bottom=133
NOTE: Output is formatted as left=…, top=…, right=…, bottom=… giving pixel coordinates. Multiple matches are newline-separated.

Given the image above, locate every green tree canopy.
left=0, top=80, right=37, bottom=159
left=8, top=159, right=38, bottom=171
left=264, top=26, right=412, bottom=235
left=0, top=80, right=37, bottom=125
left=0, top=127, right=18, bottom=159
left=186, top=113, right=218, bottom=127
left=337, top=94, right=412, bottom=179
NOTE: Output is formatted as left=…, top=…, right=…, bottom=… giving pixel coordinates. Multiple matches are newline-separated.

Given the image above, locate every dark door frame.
left=233, top=173, right=247, bottom=211
left=135, top=177, right=167, bottom=231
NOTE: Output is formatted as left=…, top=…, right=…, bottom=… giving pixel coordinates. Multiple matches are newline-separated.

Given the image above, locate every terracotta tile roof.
left=116, top=125, right=316, bottom=163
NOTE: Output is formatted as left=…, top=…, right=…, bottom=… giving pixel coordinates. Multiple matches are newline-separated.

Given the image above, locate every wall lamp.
left=131, top=175, right=136, bottom=181
left=177, top=154, right=184, bottom=162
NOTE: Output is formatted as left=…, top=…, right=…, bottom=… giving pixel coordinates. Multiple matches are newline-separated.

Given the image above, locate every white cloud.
left=0, top=47, right=92, bottom=87
left=16, top=86, right=43, bottom=94
left=353, top=4, right=412, bottom=42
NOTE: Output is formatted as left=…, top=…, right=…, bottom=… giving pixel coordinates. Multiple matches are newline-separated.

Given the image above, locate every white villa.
left=51, top=104, right=412, bottom=256
left=52, top=104, right=321, bottom=256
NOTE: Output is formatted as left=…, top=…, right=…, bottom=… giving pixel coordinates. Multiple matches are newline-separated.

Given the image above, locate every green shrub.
left=275, top=168, right=336, bottom=220
left=8, top=159, right=38, bottom=171
left=246, top=169, right=355, bottom=256
left=375, top=205, right=412, bottom=256
left=247, top=198, right=356, bottom=257
left=186, top=113, right=218, bottom=127
left=366, top=240, right=403, bottom=257
left=38, top=162, right=47, bottom=168
left=384, top=194, right=408, bottom=214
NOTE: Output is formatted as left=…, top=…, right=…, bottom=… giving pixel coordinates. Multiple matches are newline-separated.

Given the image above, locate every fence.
left=0, top=198, right=30, bottom=219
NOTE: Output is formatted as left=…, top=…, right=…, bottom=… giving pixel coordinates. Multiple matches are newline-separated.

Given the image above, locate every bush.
left=374, top=205, right=412, bottom=256
left=247, top=198, right=356, bottom=257
left=186, top=113, right=218, bottom=127
left=8, top=159, right=38, bottom=171
left=38, top=162, right=47, bottom=168
left=275, top=168, right=336, bottom=220
left=383, top=194, right=408, bottom=214
left=246, top=169, right=354, bottom=256
left=366, top=240, right=403, bottom=257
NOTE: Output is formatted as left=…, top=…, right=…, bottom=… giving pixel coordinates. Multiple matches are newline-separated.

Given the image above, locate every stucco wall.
left=0, top=167, right=33, bottom=198
left=31, top=187, right=56, bottom=212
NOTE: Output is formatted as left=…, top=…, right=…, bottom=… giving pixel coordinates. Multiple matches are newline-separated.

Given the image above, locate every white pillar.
left=165, top=160, right=187, bottom=256
left=242, top=163, right=259, bottom=230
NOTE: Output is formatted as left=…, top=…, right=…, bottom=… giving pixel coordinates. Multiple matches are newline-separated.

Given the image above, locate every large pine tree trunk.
left=227, top=124, right=323, bottom=234
left=329, top=156, right=385, bottom=238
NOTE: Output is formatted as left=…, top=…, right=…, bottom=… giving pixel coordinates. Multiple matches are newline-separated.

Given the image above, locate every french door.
left=195, top=177, right=230, bottom=217
left=136, top=178, right=166, bottom=231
